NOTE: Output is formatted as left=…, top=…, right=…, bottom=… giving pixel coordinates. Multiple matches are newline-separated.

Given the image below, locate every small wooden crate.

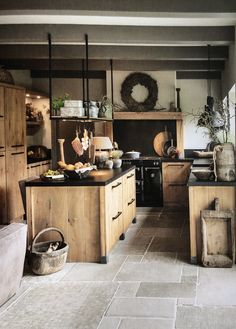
left=201, top=198, right=235, bottom=267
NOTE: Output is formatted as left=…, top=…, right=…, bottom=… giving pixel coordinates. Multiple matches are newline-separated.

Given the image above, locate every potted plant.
left=52, top=93, right=70, bottom=116
left=110, top=150, right=123, bottom=168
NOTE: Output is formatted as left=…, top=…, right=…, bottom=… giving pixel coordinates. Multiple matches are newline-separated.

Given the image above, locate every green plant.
left=52, top=93, right=70, bottom=112
left=186, top=98, right=234, bottom=144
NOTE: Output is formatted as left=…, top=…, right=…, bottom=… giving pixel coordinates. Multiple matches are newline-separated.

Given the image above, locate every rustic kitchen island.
left=188, top=172, right=236, bottom=264
left=25, top=165, right=136, bottom=263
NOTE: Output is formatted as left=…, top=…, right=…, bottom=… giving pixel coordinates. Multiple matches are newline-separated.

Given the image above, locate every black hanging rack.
left=48, top=33, right=113, bottom=122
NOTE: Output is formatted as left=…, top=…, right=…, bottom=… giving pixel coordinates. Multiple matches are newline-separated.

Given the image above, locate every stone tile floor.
left=1, top=207, right=236, bottom=328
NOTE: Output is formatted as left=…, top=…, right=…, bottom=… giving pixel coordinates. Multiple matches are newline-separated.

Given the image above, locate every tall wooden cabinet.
left=0, top=83, right=26, bottom=224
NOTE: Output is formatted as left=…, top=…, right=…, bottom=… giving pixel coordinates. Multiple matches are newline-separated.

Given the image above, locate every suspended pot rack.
left=48, top=33, right=113, bottom=122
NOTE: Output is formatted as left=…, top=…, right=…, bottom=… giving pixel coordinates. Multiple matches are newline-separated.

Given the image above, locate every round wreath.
left=120, top=72, right=158, bottom=112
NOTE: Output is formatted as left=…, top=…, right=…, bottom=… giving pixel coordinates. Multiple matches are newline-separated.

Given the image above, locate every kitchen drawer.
left=163, top=182, right=188, bottom=206
left=162, top=162, right=191, bottom=184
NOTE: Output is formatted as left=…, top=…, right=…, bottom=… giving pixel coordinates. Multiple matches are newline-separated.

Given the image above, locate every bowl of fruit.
left=41, top=169, right=65, bottom=181
left=58, top=161, right=96, bottom=179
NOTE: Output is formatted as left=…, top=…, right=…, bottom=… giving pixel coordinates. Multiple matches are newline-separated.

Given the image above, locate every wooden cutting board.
left=153, top=126, right=169, bottom=156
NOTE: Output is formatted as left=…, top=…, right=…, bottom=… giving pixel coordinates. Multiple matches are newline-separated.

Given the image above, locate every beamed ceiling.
left=0, top=1, right=236, bottom=77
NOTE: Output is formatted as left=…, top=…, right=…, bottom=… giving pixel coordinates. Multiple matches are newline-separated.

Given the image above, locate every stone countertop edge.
left=188, top=173, right=236, bottom=187
left=161, top=157, right=194, bottom=162
left=25, top=164, right=136, bottom=187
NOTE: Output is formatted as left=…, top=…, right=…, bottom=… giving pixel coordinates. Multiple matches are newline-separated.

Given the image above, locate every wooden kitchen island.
left=25, top=165, right=136, bottom=263
left=188, top=173, right=236, bottom=264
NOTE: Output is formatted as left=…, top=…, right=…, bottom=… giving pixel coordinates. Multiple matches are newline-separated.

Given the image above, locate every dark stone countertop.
left=25, top=165, right=135, bottom=187
left=188, top=173, right=236, bottom=187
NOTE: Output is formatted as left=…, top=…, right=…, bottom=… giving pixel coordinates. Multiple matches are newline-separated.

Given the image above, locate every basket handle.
left=31, top=227, right=65, bottom=249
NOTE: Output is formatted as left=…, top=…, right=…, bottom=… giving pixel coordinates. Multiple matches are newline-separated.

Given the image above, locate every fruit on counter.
left=43, top=169, right=61, bottom=176
left=74, top=161, right=84, bottom=169
left=65, top=164, right=75, bottom=171
left=57, top=161, right=67, bottom=169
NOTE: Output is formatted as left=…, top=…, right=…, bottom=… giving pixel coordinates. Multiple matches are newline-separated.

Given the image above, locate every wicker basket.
left=29, top=227, right=69, bottom=275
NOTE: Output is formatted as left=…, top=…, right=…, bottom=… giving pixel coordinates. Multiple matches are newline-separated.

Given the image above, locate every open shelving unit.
left=48, top=33, right=113, bottom=122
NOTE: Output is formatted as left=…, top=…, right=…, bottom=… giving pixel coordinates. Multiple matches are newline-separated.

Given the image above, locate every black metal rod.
left=82, top=59, right=85, bottom=104
left=207, top=44, right=211, bottom=96
left=48, top=33, right=52, bottom=118
left=110, top=59, right=114, bottom=120
left=85, top=34, right=89, bottom=119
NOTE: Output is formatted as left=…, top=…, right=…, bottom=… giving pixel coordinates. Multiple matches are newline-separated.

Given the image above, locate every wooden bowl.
left=191, top=169, right=214, bottom=181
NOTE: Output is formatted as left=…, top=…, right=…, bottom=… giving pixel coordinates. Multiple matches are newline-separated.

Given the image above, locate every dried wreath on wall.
left=120, top=72, right=158, bottom=111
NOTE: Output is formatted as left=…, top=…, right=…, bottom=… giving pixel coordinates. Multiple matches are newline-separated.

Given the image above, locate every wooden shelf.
left=50, top=115, right=113, bottom=122
left=114, top=111, right=183, bottom=121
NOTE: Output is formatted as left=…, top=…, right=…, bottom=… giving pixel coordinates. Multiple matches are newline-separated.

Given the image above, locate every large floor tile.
left=148, top=237, right=190, bottom=253
left=197, top=267, right=236, bottom=306
left=110, top=244, right=148, bottom=256
left=115, top=282, right=140, bottom=297
left=0, top=282, right=118, bottom=329
left=97, top=317, right=120, bottom=329
left=176, top=305, right=236, bottom=329
left=115, top=262, right=182, bottom=282
left=137, top=282, right=196, bottom=298
left=61, top=255, right=126, bottom=281
left=142, top=252, right=177, bottom=263
left=118, top=318, right=175, bottom=329
left=106, top=297, right=176, bottom=318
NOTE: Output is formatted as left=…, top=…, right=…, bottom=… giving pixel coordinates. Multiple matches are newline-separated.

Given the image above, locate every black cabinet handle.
left=112, top=182, right=122, bottom=189
left=127, top=173, right=134, bottom=179
left=11, top=151, right=24, bottom=155
left=31, top=164, right=40, bottom=168
left=11, top=144, right=24, bottom=148
left=112, top=211, right=122, bottom=221
left=0, top=146, right=4, bottom=149
left=0, top=154, right=4, bottom=158
left=168, top=183, right=186, bottom=187
left=0, top=115, right=3, bottom=118
left=128, top=198, right=135, bottom=206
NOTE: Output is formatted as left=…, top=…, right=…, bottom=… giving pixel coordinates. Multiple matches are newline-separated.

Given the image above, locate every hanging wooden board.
left=153, top=126, right=169, bottom=156
left=201, top=198, right=235, bottom=268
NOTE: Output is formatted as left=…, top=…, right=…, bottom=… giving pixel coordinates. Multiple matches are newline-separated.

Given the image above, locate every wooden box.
left=201, top=198, right=235, bottom=267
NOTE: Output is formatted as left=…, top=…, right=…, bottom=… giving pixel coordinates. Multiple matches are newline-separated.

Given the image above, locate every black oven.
left=122, top=158, right=163, bottom=207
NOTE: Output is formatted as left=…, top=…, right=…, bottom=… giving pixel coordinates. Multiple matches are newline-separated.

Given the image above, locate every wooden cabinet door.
left=107, top=178, right=123, bottom=250
left=123, top=169, right=136, bottom=232
left=5, top=87, right=25, bottom=150
left=0, top=87, right=5, bottom=152
left=0, top=152, right=7, bottom=224
left=162, top=162, right=191, bottom=207
left=6, top=149, right=26, bottom=221
left=0, top=120, right=5, bottom=151
left=67, top=187, right=101, bottom=262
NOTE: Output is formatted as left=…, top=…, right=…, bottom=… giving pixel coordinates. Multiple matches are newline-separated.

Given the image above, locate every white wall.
left=106, top=71, right=176, bottom=111
left=175, top=79, right=222, bottom=149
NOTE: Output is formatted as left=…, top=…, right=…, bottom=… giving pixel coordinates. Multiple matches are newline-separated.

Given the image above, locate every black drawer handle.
left=31, top=164, right=40, bottom=168
left=112, top=211, right=122, bottom=221
left=128, top=198, right=135, bottom=206
left=168, top=183, right=186, bottom=187
left=0, top=115, right=3, bottom=118
left=0, top=154, right=4, bottom=158
left=127, top=173, right=134, bottom=179
left=11, top=151, right=24, bottom=155
left=0, top=146, right=4, bottom=149
left=11, top=144, right=24, bottom=148
left=166, top=164, right=185, bottom=167
left=112, top=182, right=122, bottom=189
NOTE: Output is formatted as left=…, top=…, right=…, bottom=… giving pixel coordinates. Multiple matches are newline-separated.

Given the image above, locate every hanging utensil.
left=58, top=139, right=65, bottom=163
left=71, top=129, right=84, bottom=156
left=153, top=126, right=169, bottom=156
left=82, top=128, right=89, bottom=150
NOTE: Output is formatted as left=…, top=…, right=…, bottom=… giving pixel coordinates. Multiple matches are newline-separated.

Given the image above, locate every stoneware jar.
left=112, top=158, right=122, bottom=168
left=213, top=142, right=236, bottom=181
